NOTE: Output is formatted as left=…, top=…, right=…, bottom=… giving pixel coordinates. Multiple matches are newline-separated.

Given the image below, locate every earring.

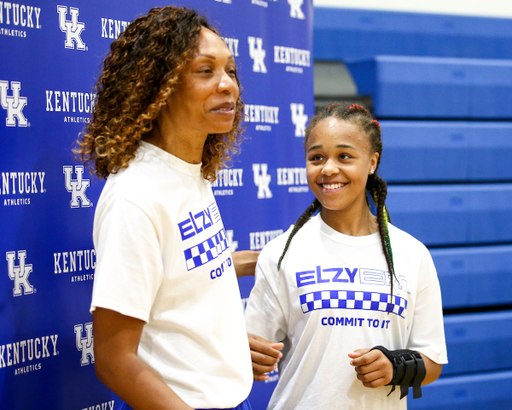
left=370, top=169, right=374, bottom=175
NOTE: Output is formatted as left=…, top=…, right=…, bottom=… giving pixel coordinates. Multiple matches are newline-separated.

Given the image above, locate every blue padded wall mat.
left=387, top=184, right=512, bottom=246
left=314, top=7, right=512, bottom=62
left=347, top=56, right=512, bottom=119
left=378, top=121, right=512, bottom=182
left=409, top=369, right=512, bottom=410
left=432, top=245, right=512, bottom=309
left=442, top=311, right=512, bottom=375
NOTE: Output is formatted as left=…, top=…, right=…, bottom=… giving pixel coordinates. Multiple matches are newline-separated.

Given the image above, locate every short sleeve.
left=407, top=249, right=448, bottom=365
left=91, top=196, right=165, bottom=322
left=245, top=254, right=288, bottom=343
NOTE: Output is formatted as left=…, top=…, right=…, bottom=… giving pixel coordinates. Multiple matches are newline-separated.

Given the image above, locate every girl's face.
left=306, top=117, right=379, bottom=221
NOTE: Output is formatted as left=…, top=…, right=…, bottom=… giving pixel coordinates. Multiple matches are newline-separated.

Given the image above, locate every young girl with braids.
left=244, top=103, right=447, bottom=410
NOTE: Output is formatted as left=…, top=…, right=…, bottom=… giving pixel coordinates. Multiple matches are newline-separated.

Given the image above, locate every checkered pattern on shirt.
left=299, top=290, right=407, bottom=318
left=184, top=228, right=229, bottom=271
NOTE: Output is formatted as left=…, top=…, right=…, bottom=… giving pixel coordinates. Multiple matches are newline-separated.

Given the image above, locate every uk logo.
left=248, top=37, right=267, bottom=73
left=288, top=0, right=305, bottom=19
left=226, top=230, right=239, bottom=252
left=74, top=323, right=94, bottom=366
left=253, top=163, right=272, bottom=199
left=0, top=81, right=28, bottom=127
left=6, top=250, right=34, bottom=297
left=290, top=103, right=308, bottom=137
left=63, top=165, right=92, bottom=208
left=57, top=5, right=86, bottom=51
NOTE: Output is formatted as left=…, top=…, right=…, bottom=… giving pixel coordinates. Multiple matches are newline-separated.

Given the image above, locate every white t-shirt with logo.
left=91, top=141, right=252, bottom=409
left=245, top=213, right=448, bottom=410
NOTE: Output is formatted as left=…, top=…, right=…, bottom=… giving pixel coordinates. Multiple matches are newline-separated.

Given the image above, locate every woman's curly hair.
left=75, top=6, right=244, bottom=181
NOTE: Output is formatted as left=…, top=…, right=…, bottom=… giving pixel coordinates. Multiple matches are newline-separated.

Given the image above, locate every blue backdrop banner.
left=0, top=0, right=313, bottom=409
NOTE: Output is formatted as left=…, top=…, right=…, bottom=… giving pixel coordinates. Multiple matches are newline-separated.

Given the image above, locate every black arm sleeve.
left=370, top=346, right=427, bottom=400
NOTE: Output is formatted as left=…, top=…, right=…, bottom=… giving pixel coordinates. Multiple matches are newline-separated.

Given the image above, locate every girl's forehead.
left=308, top=118, right=369, bottom=147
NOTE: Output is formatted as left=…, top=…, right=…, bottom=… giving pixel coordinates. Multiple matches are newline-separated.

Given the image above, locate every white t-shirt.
left=245, top=213, right=448, bottom=410
left=91, top=141, right=253, bottom=409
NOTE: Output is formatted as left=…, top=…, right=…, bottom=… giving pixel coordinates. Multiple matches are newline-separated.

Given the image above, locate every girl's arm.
left=93, top=307, right=193, bottom=410
left=348, top=348, right=442, bottom=388
left=232, top=250, right=260, bottom=278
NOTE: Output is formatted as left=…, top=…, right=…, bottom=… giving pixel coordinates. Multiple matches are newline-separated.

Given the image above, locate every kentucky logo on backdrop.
left=57, top=5, right=86, bottom=50
left=253, top=163, right=272, bottom=199
left=244, top=104, right=279, bottom=132
left=212, top=168, right=243, bottom=196
left=290, top=103, right=308, bottom=137
left=288, top=0, right=305, bottom=19
left=74, top=323, right=94, bottom=366
left=63, top=165, right=92, bottom=208
left=0, top=4, right=42, bottom=30
left=222, top=37, right=239, bottom=56
left=277, top=167, right=309, bottom=193
left=250, top=229, right=283, bottom=250
left=0, top=80, right=28, bottom=127
left=226, top=230, right=238, bottom=252
left=274, top=45, right=311, bottom=73
left=101, top=17, right=129, bottom=39
left=6, top=250, right=34, bottom=297
left=248, top=36, right=267, bottom=73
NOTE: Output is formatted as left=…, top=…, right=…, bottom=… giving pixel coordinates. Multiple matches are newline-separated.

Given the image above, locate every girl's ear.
left=370, top=152, right=379, bottom=173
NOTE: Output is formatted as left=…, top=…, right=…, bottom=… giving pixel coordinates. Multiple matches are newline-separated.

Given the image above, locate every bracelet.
left=370, top=346, right=426, bottom=399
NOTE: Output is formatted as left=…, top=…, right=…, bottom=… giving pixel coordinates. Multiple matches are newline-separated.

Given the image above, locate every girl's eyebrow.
left=307, top=143, right=354, bottom=153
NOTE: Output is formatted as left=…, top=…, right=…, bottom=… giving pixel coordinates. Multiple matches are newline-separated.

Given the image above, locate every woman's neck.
left=145, top=117, right=207, bottom=164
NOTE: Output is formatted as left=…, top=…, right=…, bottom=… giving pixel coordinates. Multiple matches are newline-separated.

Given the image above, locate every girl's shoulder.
left=388, top=223, right=431, bottom=257
left=258, top=215, right=321, bottom=265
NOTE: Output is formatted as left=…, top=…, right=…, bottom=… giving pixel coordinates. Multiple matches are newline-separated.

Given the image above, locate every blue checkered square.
left=184, top=228, right=229, bottom=271
left=300, top=289, right=407, bottom=318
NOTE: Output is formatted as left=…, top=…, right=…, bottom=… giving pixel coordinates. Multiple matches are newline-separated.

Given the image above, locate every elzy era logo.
left=74, top=323, right=94, bottom=366
left=57, top=5, right=86, bottom=51
left=0, top=81, right=28, bottom=127
left=248, top=37, right=267, bottom=73
left=253, top=163, right=272, bottom=199
left=6, top=250, right=34, bottom=297
left=290, top=103, right=308, bottom=137
left=63, top=165, right=92, bottom=208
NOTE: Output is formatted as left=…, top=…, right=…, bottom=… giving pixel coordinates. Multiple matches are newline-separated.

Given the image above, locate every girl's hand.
left=348, top=348, right=394, bottom=388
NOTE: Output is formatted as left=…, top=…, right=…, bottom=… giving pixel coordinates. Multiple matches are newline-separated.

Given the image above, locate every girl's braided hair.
left=277, top=103, right=399, bottom=306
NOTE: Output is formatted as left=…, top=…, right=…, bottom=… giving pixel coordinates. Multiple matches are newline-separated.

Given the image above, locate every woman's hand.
left=248, top=334, right=284, bottom=381
left=348, top=348, right=394, bottom=388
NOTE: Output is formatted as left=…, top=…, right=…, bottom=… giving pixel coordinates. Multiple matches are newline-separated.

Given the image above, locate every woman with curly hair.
left=76, top=6, right=253, bottom=410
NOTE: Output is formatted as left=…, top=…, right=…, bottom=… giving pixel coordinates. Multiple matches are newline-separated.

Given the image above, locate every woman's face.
left=306, top=117, right=379, bottom=220
left=165, top=28, right=239, bottom=137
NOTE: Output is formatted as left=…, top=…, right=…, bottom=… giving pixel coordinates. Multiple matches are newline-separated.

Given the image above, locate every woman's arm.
left=93, top=308, right=193, bottom=410
left=247, top=333, right=284, bottom=381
